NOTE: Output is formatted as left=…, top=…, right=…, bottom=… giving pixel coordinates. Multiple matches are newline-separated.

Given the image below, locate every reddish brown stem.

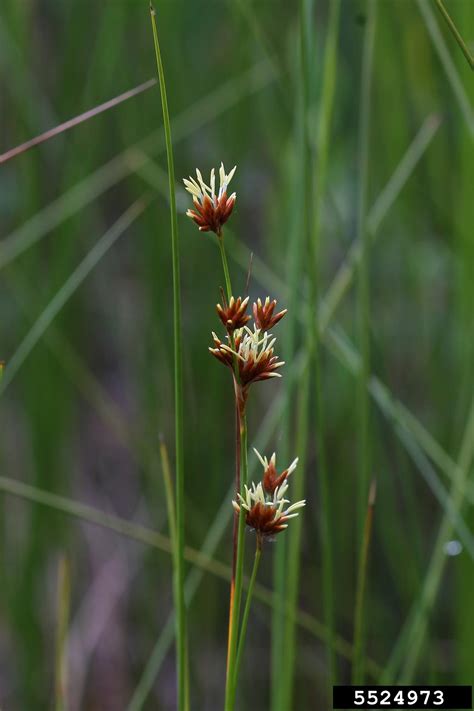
left=233, top=400, right=242, bottom=570
left=226, top=397, right=241, bottom=668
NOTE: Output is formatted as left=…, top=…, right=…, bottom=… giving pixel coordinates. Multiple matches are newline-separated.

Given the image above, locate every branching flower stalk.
left=210, top=319, right=287, bottom=710
left=184, top=168, right=302, bottom=709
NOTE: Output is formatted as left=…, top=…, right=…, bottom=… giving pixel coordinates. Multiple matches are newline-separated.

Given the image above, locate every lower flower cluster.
left=232, top=451, right=305, bottom=543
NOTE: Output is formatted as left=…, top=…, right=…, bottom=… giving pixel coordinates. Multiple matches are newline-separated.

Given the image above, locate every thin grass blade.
left=149, top=6, right=187, bottom=708
left=1, top=196, right=150, bottom=392
left=416, top=0, right=474, bottom=134
left=0, top=79, right=156, bottom=164
left=0, top=60, right=275, bottom=273
left=352, top=480, right=376, bottom=683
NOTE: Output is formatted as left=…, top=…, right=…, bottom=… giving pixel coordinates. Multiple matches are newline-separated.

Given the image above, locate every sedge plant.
left=183, top=165, right=306, bottom=709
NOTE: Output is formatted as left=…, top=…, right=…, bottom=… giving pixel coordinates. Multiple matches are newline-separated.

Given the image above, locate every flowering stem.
left=226, top=401, right=241, bottom=667
left=225, top=407, right=248, bottom=711
left=149, top=6, right=187, bottom=710
left=233, top=539, right=262, bottom=688
left=218, top=232, right=233, bottom=302
left=216, top=228, right=240, bottom=677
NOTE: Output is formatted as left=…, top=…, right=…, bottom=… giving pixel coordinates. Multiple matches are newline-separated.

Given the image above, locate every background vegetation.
left=0, top=0, right=473, bottom=708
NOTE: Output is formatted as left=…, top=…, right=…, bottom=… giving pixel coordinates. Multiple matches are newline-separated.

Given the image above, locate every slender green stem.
left=435, top=0, right=474, bottom=70
left=356, top=0, right=376, bottom=541
left=352, top=480, right=376, bottom=683
left=280, top=306, right=311, bottom=711
left=55, top=555, right=70, bottom=711
left=310, top=0, right=340, bottom=691
left=225, top=408, right=248, bottom=711
left=149, top=7, right=187, bottom=710
left=277, top=4, right=315, bottom=707
left=218, top=232, right=233, bottom=301
left=233, top=541, right=262, bottom=687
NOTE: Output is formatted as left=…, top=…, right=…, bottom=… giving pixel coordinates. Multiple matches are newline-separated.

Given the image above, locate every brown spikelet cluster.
left=232, top=469, right=305, bottom=543
left=254, top=451, right=299, bottom=495
left=183, top=163, right=236, bottom=235
left=186, top=192, right=236, bottom=233
left=253, top=297, right=287, bottom=331
left=244, top=500, right=290, bottom=537
left=209, top=293, right=287, bottom=396
left=216, top=295, right=251, bottom=332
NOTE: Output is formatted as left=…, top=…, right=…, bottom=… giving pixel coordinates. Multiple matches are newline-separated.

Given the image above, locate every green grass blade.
left=310, top=0, right=341, bottom=691
left=395, top=427, right=474, bottom=557
left=434, top=0, right=474, bottom=69
left=1, top=196, right=150, bottom=392
left=0, top=79, right=156, bottom=164
left=319, top=113, right=441, bottom=332
left=352, top=480, right=376, bottom=683
left=270, top=9, right=306, bottom=711
left=149, top=6, right=187, bottom=709
left=0, top=60, right=275, bottom=273
left=356, top=0, right=376, bottom=539
left=272, top=4, right=313, bottom=708
left=396, top=395, right=474, bottom=682
left=416, top=0, right=474, bottom=135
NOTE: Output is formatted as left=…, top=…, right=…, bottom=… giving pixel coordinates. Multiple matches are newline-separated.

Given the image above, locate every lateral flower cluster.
left=209, top=292, right=287, bottom=404
left=232, top=449, right=305, bottom=542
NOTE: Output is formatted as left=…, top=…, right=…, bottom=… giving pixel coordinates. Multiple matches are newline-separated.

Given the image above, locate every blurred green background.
left=0, top=0, right=473, bottom=708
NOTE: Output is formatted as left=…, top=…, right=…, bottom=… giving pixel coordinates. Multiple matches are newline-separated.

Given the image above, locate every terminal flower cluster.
left=183, top=163, right=236, bottom=234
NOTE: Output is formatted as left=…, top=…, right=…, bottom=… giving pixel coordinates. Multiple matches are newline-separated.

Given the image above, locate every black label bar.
left=332, top=685, right=472, bottom=709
